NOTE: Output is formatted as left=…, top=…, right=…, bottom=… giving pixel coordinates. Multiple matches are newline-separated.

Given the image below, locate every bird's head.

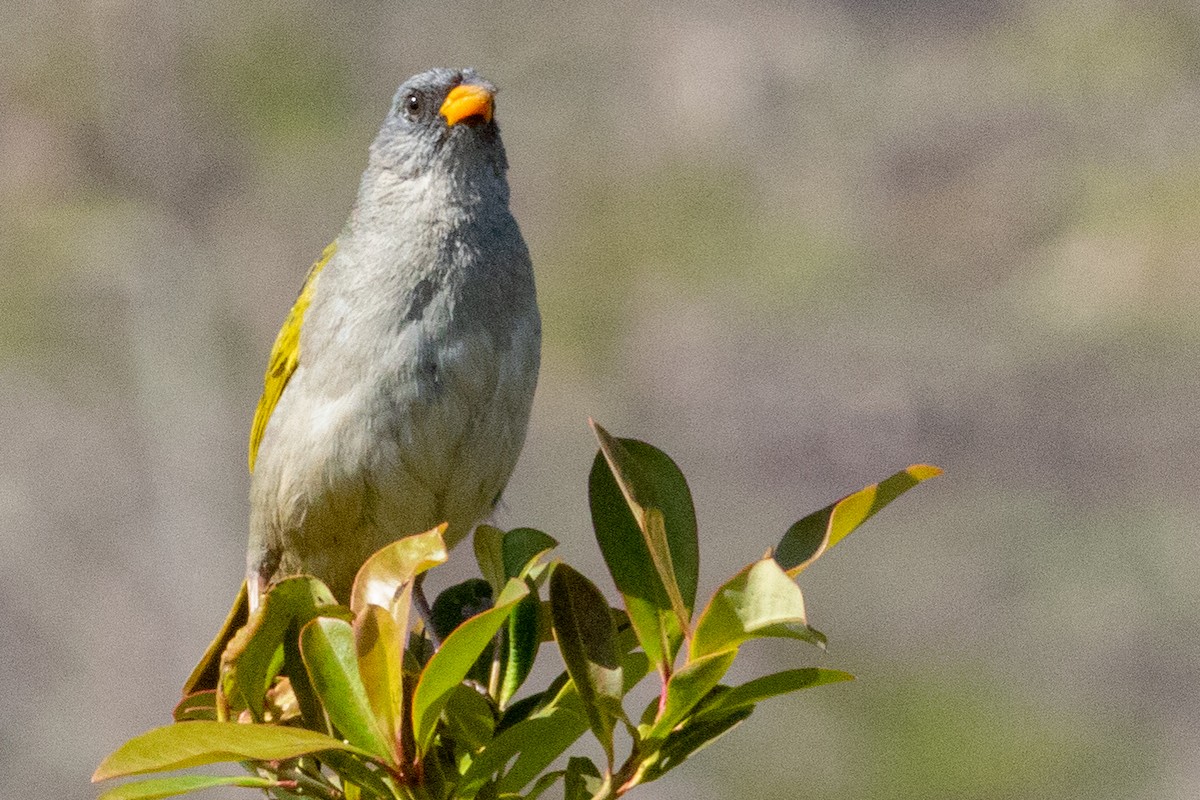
left=369, top=68, right=508, bottom=181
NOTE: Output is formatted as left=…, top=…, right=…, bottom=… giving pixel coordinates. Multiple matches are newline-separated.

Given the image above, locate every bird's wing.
left=248, top=241, right=338, bottom=472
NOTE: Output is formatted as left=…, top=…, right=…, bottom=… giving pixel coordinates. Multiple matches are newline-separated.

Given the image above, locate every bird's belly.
left=249, top=320, right=536, bottom=598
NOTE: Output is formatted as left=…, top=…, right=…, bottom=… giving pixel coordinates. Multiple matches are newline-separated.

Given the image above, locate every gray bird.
left=245, top=68, right=540, bottom=609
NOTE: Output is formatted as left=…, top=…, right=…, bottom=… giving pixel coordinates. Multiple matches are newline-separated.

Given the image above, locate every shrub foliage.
left=94, top=422, right=939, bottom=800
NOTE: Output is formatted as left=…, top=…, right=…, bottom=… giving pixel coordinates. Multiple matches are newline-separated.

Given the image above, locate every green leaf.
left=299, top=617, right=395, bottom=763
left=775, top=464, right=941, bottom=575
left=621, top=649, right=653, bottom=694
left=430, top=578, right=497, bottom=688
left=495, top=691, right=545, bottom=733
left=691, top=558, right=825, bottom=661
left=92, top=721, right=372, bottom=781
left=643, top=649, right=737, bottom=741
left=623, top=598, right=681, bottom=690
left=317, top=749, right=398, bottom=799
left=638, top=707, right=753, bottom=784
left=563, top=756, right=605, bottom=800
left=172, top=692, right=217, bottom=723
left=590, top=423, right=698, bottom=611
left=474, top=525, right=507, bottom=596
left=499, top=588, right=541, bottom=708
left=350, top=526, right=448, bottom=614
left=443, top=683, right=497, bottom=752
left=500, top=528, right=558, bottom=580
left=96, top=775, right=277, bottom=800
left=548, top=564, right=625, bottom=767
left=588, top=423, right=698, bottom=682
left=524, top=770, right=566, bottom=800
left=456, top=698, right=589, bottom=798
left=412, top=579, right=530, bottom=754
left=694, top=668, right=855, bottom=722
left=282, top=625, right=325, bottom=734
left=219, top=577, right=344, bottom=721
left=496, top=704, right=589, bottom=795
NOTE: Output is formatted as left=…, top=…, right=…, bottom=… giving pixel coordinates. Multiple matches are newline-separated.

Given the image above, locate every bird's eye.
left=404, top=92, right=422, bottom=116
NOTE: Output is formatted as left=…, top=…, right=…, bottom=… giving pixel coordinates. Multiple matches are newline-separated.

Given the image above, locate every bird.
left=245, top=68, right=541, bottom=610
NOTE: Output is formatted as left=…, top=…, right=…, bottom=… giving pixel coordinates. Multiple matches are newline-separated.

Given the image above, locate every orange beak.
left=440, top=83, right=494, bottom=126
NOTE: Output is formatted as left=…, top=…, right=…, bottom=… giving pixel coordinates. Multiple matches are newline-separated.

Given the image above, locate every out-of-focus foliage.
left=3, top=1, right=1198, bottom=799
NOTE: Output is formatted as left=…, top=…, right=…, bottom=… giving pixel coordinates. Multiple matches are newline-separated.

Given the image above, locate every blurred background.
left=3, top=0, right=1198, bottom=797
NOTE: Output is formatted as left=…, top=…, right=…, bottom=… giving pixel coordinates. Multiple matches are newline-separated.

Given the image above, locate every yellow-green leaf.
left=350, top=526, right=448, bottom=615
left=691, top=558, right=824, bottom=661
left=353, top=596, right=409, bottom=760
left=776, top=464, right=941, bottom=575
left=96, top=775, right=276, bottom=800
left=172, top=692, right=216, bottom=723
left=643, top=649, right=737, bottom=741
left=219, top=576, right=343, bottom=721
left=92, top=721, right=372, bottom=782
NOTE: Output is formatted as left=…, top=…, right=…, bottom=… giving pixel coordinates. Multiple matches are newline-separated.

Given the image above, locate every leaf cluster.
left=94, top=422, right=939, bottom=800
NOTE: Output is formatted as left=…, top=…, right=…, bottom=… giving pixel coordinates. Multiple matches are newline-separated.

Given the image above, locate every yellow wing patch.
left=248, top=241, right=338, bottom=472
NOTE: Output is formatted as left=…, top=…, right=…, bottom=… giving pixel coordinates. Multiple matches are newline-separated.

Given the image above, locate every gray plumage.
left=247, top=68, right=540, bottom=607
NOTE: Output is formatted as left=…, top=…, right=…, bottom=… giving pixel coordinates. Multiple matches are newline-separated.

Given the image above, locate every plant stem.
left=277, top=763, right=341, bottom=799
left=487, top=631, right=503, bottom=701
